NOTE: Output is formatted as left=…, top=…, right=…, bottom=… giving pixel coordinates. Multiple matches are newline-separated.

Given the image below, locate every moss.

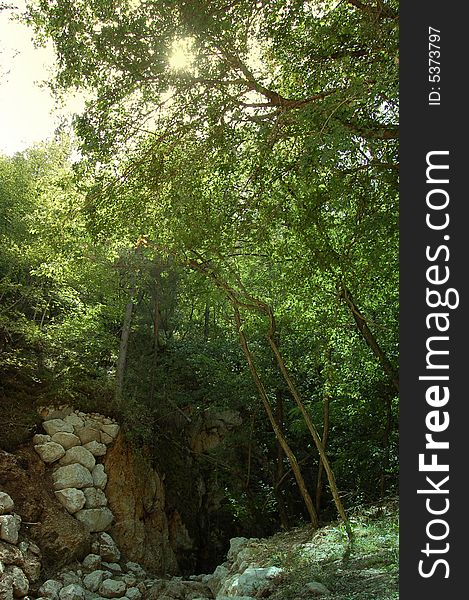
left=245, top=499, right=399, bottom=600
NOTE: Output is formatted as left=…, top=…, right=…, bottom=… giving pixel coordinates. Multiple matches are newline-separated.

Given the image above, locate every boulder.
left=59, top=447, right=96, bottom=472
left=98, top=533, right=121, bottom=562
left=91, top=465, right=107, bottom=490
left=305, top=581, right=331, bottom=596
left=215, top=596, right=256, bottom=600
left=207, top=564, right=229, bottom=596
left=33, top=434, right=51, bottom=445
left=63, top=414, right=85, bottom=430
left=100, top=424, right=119, bottom=440
left=53, top=464, right=94, bottom=490
left=55, top=489, right=86, bottom=514
left=98, top=579, right=126, bottom=599
left=0, top=514, right=21, bottom=544
left=100, top=432, right=114, bottom=445
left=51, top=433, right=81, bottom=450
left=0, top=492, right=14, bottom=514
left=84, top=488, right=107, bottom=509
left=0, top=539, right=23, bottom=566
left=219, top=566, right=284, bottom=598
left=83, top=442, right=107, bottom=457
left=227, top=538, right=251, bottom=562
left=59, top=572, right=82, bottom=587
left=6, top=565, right=29, bottom=598
left=38, top=580, right=63, bottom=600
left=75, top=508, right=113, bottom=532
left=83, top=570, right=109, bottom=593
left=43, top=420, right=74, bottom=436
left=121, top=575, right=137, bottom=587
left=147, top=579, right=212, bottom=600
left=40, top=406, right=73, bottom=421
left=17, top=542, right=41, bottom=582
left=82, top=554, right=102, bottom=571
left=101, top=562, right=121, bottom=573
left=34, top=442, right=66, bottom=464
left=59, top=584, right=86, bottom=600
left=75, top=426, right=101, bottom=446
left=125, top=563, right=145, bottom=579
left=125, top=588, right=141, bottom=600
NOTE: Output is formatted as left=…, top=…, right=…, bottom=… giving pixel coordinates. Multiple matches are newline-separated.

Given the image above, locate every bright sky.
left=0, top=3, right=194, bottom=157
left=0, top=1, right=69, bottom=155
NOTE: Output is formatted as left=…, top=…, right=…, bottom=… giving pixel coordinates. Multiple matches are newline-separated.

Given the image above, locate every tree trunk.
left=339, top=284, right=399, bottom=393
left=115, top=276, right=135, bottom=403
left=316, top=394, right=330, bottom=515
left=233, top=306, right=319, bottom=528
left=204, top=302, right=210, bottom=342
left=380, top=393, right=393, bottom=497
left=265, top=321, right=351, bottom=537
left=273, top=392, right=290, bottom=529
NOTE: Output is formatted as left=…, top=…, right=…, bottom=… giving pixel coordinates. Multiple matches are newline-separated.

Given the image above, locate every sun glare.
left=168, top=37, right=195, bottom=71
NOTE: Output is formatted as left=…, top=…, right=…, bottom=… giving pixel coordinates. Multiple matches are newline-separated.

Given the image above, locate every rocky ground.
left=1, top=488, right=399, bottom=600
left=1, top=405, right=399, bottom=600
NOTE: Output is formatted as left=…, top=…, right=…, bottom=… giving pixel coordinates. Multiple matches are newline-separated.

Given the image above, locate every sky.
left=0, top=4, right=193, bottom=157
left=0, top=1, right=70, bottom=155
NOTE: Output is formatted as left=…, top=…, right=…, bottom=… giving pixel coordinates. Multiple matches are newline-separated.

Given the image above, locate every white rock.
left=219, top=566, right=283, bottom=598
left=100, top=424, right=119, bottom=439
left=121, top=575, right=136, bottom=587
left=98, top=579, right=126, bottom=599
left=34, top=442, right=66, bottom=464
left=227, top=537, right=251, bottom=562
left=64, top=414, right=85, bottom=430
left=43, top=419, right=74, bottom=436
left=55, top=488, right=86, bottom=514
left=0, top=514, right=21, bottom=544
left=33, top=434, right=51, bottom=445
left=59, top=583, right=85, bottom=600
left=99, top=533, right=121, bottom=562
left=207, top=564, right=229, bottom=595
left=101, top=562, right=121, bottom=573
left=83, top=441, right=107, bottom=457
left=82, top=554, right=102, bottom=571
left=59, top=447, right=96, bottom=471
left=125, top=588, right=141, bottom=600
left=0, top=492, right=14, bottom=514
left=92, top=465, right=107, bottom=490
left=305, top=581, right=331, bottom=596
left=8, top=565, right=29, bottom=597
left=75, top=426, right=101, bottom=445
left=83, top=570, right=109, bottom=593
left=59, top=572, right=82, bottom=587
left=75, top=508, right=113, bottom=532
left=51, top=432, right=81, bottom=450
left=39, top=580, right=63, bottom=600
left=84, top=488, right=107, bottom=509
left=125, top=563, right=145, bottom=579
left=100, top=432, right=114, bottom=445
left=53, top=464, right=94, bottom=490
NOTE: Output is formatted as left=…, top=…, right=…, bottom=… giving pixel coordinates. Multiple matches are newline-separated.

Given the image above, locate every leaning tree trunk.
left=338, top=283, right=399, bottom=393
left=233, top=306, right=319, bottom=528
left=316, top=394, right=330, bottom=515
left=274, top=392, right=290, bottom=529
left=187, top=257, right=349, bottom=531
left=115, top=276, right=135, bottom=403
left=264, top=312, right=351, bottom=538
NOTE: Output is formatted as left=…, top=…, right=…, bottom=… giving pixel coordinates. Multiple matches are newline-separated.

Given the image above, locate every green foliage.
left=2, top=0, right=400, bottom=534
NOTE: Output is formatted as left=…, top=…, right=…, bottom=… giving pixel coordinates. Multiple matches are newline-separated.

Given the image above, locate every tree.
left=20, top=0, right=400, bottom=523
